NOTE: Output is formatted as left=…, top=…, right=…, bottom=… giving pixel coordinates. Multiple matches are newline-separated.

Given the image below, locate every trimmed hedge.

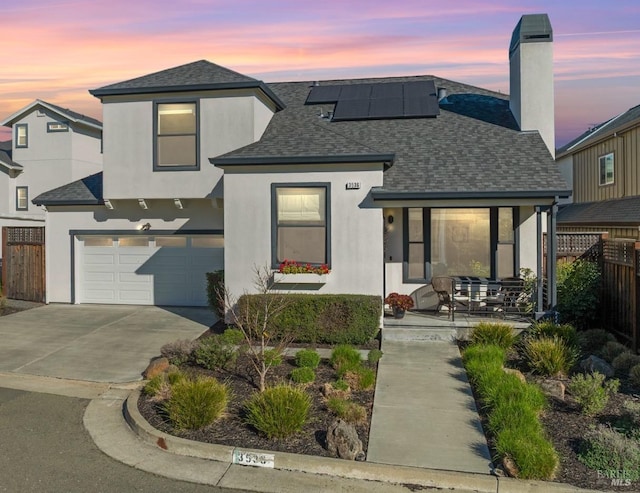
left=236, top=294, right=381, bottom=344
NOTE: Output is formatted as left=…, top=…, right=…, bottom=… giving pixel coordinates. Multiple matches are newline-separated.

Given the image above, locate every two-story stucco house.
left=0, top=100, right=103, bottom=245
left=34, top=14, right=569, bottom=310
left=557, top=104, right=640, bottom=239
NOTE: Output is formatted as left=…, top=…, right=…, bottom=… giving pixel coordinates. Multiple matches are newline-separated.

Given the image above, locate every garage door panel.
left=84, top=272, right=115, bottom=282
left=84, top=254, right=115, bottom=265
left=84, top=289, right=117, bottom=301
left=119, top=254, right=152, bottom=265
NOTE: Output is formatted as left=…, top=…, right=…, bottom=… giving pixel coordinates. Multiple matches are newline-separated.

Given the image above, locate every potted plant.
left=384, top=292, right=414, bottom=319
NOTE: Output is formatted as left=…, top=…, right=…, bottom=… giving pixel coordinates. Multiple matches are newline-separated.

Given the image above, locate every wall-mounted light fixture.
left=388, top=215, right=394, bottom=224
left=137, top=222, right=151, bottom=231
left=104, top=199, right=114, bottom=210
left=173, top=198, right=184, bottom=210
left=138, top=198, right=148, bottom=210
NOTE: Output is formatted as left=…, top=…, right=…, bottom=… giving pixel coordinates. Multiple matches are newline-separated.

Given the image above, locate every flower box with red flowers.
left=274, top=260, right=329, bottom=284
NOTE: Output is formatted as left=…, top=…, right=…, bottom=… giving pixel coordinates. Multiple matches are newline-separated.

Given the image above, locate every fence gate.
left=1, top=227, right=45, bottom=302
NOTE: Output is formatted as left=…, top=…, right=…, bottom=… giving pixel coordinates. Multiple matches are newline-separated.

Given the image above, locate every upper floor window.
left=16, top=124, right=28, bottom=148
left=154, top=101, right=198, bottom=170
left=16, top=187, right=28, bottom=211
left=272, top=184, right=330, bottom=267
left=47, top=122, right=69, bottom=132
left=599, top=152, right=614, bottom=185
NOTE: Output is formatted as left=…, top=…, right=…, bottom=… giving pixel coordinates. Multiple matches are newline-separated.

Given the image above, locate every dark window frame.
left=16, top=186, right=28, bottom=211
left=271, top=183, right=331, bottom=269
left=47, top=121, right=69, bottom=132
left=152, top=99, right=200, bottom=172
left=15, top=124, right=28, bottom=148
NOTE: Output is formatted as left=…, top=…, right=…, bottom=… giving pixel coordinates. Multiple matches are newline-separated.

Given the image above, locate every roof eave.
left=557, top=115, right=640, bottom=158
left=0, top=100, right=102, bottom=130
left=211, top=153, right=395, bottom=168
left=32, top=198, right=103, bottom=207
left=371, top=189, right=572, bottom=201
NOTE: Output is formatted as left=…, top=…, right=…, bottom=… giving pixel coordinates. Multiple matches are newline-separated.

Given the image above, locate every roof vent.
left=437, top=87, right=451, bottom=105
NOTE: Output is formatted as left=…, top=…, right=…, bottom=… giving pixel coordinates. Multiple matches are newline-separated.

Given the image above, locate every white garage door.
left=80, top=235, right=223, bottom=306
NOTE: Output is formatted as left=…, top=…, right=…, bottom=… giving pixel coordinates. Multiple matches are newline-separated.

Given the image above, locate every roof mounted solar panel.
left=371, top=82, right=403, bottom=99
left=305, top=85, right=342, bottom=104
left=369, top=98, right=404, bottom=118
left=332, top=99, right=371, bottom=120
left=339, top=84, right=373, bottom=100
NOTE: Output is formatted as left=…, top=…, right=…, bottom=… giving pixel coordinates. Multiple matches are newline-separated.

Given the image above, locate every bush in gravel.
left=290, top=367, right=315, bottom=384
left=556, top=259, right=601, bottom=329
left=332, top=379, right=349, bottom=392
left=527, top=321, right=578, bottom=348
left=578, top=424, right=640, bottom=481
left=612, top=352, right=640, bottom=373
left=577, top=329, right=616, bottom=355
left=522, top=336, right=579, bottom=377
left=294, top=349, right=321, bottom=369
left=143, top=370, right=186, bottom=399
left=194, top=335, right=237, bottom=371
left=631, top=364, right=640, bottom=389
left=470, top=322, right=517, bottom=349
left=345, top=366, right=376, bottom=391
left=494, top=427, right=559, bottom=480
left=220, top=328, right=244, bottom=346
left=367, top=349, right=383, bottom=366
left=599, top=341, right=630, bottom=363
left=164, top=376, right=230, bottom=431
left=462, top=344, right=506, bottom=395
left=244, top=384, right=311, bottom=439
left=330, top=345, right=362, bottom=377
left=326, top=397, right=367, bottom=425
left=160, top=339, right=198, bottom=366
left=568, top=372, right=620, bottom=416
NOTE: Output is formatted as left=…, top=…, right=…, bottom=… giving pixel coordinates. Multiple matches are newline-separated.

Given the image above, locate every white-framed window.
left=16, top=187, right=28, bottom=211
left=16, top=124, right=28, bottom=148
left=272, top=184, right=330, bottom=266
left=154, top=101, right=198, bottom=170
left=47, top=122, right=69, bottom=132
left=599, top=152, right=614, bottom=185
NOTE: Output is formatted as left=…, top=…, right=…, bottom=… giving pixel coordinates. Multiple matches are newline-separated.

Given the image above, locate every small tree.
left=222, top=265, right=292, bottom=392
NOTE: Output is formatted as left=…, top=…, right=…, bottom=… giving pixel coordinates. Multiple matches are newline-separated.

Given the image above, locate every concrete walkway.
left=367, top=339, right=493, bottom=474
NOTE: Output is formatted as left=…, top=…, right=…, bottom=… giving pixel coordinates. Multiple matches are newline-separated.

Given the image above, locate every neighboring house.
left=0, top=100, right=103, bottom=239
left=556, top=104, right=640, bottom=239
left=33, top=14, right=568, bottom=310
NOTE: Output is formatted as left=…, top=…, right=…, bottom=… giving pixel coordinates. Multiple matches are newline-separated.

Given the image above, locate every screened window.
left=83, top=237, right=113, bottom=247
left=155, top=236, right=187, bottom=247
left=16, top=124, right=28, bottom=148
left=119, top=237, right=149, bottom=247
left=599, top=153, right=614, bottom=185
left=274, top=186, right=328, bottom=265
left=16, top=187, right=28, bottom=211
left=155, top=102, right=197, bottom=169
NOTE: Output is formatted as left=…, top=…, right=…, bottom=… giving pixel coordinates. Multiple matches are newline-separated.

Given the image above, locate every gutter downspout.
left=547, top=200, right=559, bottom=312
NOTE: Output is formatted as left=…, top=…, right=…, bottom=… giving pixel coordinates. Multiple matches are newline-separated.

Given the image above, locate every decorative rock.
left=580, top=355, right=614, bottom=378
left=540, top=379, right=565, bottom=400
left=326, top=419, right=363, bottom=460
left=503, top=367, right=526, bottom=384
left=502, top=456, right=519, bottom=478
left=143, top=357, right=169, bottom=379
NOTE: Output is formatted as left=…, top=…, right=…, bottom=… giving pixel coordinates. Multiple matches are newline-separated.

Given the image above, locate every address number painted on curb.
left=232, top=449, right=275, bottom=468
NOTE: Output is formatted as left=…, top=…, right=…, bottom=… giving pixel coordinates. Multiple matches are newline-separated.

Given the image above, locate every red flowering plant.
left=384, top=292, right=414, bottom=311
left=278, top=259, right=330, bottom=275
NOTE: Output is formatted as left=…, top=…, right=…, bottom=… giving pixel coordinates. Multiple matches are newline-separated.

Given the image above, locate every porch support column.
left=546, top=202, right=558, bottom=311
left=536, top=206, right=544, bottom=313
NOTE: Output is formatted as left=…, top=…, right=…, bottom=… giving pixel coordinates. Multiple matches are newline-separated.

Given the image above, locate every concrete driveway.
left=0, top=304, right=214, bottom=383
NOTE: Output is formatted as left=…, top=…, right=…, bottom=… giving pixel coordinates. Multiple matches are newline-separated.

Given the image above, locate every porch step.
left=382, top=326, right=470, bottom=342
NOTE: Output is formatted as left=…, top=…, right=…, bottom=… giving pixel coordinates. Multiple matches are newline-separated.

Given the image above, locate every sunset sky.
left=1, top=0, right=639, bottom=147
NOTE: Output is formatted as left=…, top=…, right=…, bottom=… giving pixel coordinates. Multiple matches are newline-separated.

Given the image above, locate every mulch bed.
left=138, top=351, right=376, bottom=458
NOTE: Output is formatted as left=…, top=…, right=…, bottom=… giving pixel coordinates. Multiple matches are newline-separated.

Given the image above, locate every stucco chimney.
left=509, top=14, right=555, bottom=157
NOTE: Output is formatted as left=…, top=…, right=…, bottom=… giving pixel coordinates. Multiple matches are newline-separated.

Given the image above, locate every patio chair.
left=431, top=276, right=467, bottom=320
left=483, top=277, right=525, bottom=318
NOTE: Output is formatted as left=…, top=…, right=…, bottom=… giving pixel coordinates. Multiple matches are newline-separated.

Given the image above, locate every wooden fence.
left=1, top=227, right=46, bottom=302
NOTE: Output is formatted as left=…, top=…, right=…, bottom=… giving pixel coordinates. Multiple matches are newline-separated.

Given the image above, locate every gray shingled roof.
left=214, top=75, right=568, bottom=197
left=33, top=172, right=103, bottom=206
left=89, top=60, right=285, bottom=109
left=0, top=140, right=21, bottom=170
left=558, top=196, right=640, bottom=225
left=557, top=104, right=640, bottom=157
left=43, top=101, right=103, bottom=129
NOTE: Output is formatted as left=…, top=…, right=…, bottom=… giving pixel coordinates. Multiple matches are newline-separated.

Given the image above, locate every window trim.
left=15, top=124, right=28, bottom=148
left=402, top=206, right=518, bottom=283
left=271, top=183, right=331, bottom=269
left=598, top=152, right=615, bottom=186
left=47, top=121, right=69, bottom=132
left=153, top=99, right=200, bottom=172
left=16, top=186, right=28, bottom=211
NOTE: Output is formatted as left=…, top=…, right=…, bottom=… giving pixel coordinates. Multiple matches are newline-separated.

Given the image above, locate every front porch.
left=382, top=309, right=531, bottom=342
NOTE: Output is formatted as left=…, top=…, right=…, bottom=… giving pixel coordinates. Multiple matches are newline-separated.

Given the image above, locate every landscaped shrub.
left=612, top=352, right=640, bottom=373
left=194, top=335, right=237, bottom=371
left=599, top=341, right=629, bottom=363
left=326, top=397, right=367, bottom=425
left=568, top=372, right=620, bottom=416
left=578, top=424, right=640, bottom=481
left=143, top=374, right=167, bottom=397
left=164, top=376, right=230, bottom=430
left=220, top=328, right=244, bottom=346
left=160, top=339, right=198, bottom=366
left=330, top=345, right=362, bottom=377
left=332, top=379, right=349, bottom=391
left=482, top=373, right=546, bottom=413
left=236, top=294, right=381, bottom=344
left=244, top=384, right=311, bottom=439
left=494, top=427, right=559, bottom=480
left=578, top=329, right=616, bottom=355
left=462, top=344, right=506, bottom=395
left=294, top=349, right=321, bottom=369
left=290, top=367, right=315, bottom=384
left=206, top=270, right=225, bottom=319
left=556, top=260, right=601, bottom=329
left=470, top=322, right=517, bottom=349
left=527, top=321, right=578, bottom=348
left=522, top=336, right=579, bottom=377
left=630, top=364, right=640, bottom=389
left=345, top=366, right=376, bottom=391
left=367, top=349, right=383, bottom=366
